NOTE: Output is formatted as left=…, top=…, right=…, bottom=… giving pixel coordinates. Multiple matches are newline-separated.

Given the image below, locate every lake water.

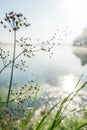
left=0, top=44, right=87, bottom=107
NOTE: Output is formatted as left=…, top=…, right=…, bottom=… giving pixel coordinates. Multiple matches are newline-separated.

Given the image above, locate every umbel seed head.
left=0, top=11, right=30, bottom=31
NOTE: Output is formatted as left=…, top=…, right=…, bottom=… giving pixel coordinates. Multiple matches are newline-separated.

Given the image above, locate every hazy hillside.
left=73, top=28, right=87, bottom=47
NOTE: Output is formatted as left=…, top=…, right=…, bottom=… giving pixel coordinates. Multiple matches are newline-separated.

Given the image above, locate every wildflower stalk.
left=0, top=50, right=24, bottom=73
left=0, top=11, right=31, bottom=106
left=6, top=30, right=16, bottom=107
left=0, top=48, right=45, bottom=73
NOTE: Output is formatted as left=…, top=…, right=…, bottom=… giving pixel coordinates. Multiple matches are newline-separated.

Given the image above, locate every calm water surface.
left=0, top=44, right=87, bottom=106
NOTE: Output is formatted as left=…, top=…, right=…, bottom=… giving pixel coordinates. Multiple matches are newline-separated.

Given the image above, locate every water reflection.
left=61, top=74, right=76, bottom=93
left=37, top=74, right=87, bottom=109
left=0, top=45, right=87, bottom=86
left=72, top=46, right=87, bottom=66
left=73, top=28, right=87, bottom=65
left=0, top=44, right=87, bottom=108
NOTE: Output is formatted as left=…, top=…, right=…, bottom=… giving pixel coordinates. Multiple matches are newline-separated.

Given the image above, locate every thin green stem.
left=6, top=30, right=16, bottom=107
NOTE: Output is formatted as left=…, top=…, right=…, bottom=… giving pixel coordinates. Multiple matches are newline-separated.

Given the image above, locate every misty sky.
left=0, top=0, right=87, bottom=44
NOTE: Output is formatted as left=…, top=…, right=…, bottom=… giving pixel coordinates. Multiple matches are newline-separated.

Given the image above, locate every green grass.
left=0, top=80, right=87, bottom=130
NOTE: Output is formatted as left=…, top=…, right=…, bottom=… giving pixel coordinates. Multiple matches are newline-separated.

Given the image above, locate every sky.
left=0, top=0, right=87, bottom=44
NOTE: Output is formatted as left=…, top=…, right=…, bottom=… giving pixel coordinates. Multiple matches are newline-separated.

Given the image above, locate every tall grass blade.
left=75, top=122, right=87, bottom=130
left=62, top=81, right=87, bottom=115
left=47, top=109, right=62, bottom=130
left=47, top=95, right=72, bottom=130
left=47, top=81, right=87, bottom=130
left=35, top=102, right=60, bottom=130
left=75, top=74, right=83, bottom=88
left=21, top=108, right=36, bottom=130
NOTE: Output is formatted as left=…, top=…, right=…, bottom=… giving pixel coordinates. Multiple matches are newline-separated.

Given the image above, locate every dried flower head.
left=0, top=11, right=30, bottom=32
